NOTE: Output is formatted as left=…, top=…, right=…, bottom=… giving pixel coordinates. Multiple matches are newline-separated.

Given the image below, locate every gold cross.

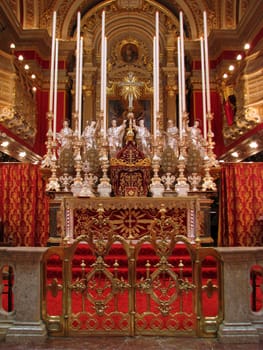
left=118, top=72, right=144, bottom=110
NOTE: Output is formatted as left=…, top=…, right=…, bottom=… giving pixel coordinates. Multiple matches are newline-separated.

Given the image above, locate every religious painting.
left=133, top=99, right=152, bottom=131
left=108, top=99, right=126, bottom=126
left=121, top=43, right=139, bottom=63
left=108, top=99, right=152, bottom=131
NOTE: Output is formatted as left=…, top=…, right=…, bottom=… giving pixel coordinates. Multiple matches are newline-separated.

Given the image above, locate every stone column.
left=82, top=26, right=96, bottom=126
left=187, top=73, right=201, bottom=127
left=82, top=70, right=96, bottom=126
left=0, top=247, right=48, bottom=343
left=163, top=29, right=177, bottom=126
left=163, top=69, right=177, bottom=124
left=216, top=247, right=259, bottom=344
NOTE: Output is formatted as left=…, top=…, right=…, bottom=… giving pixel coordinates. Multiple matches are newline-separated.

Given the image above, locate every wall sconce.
left=231, top=151, right=239, bottom=158
left=19, top=151, right=26, bottom=158
left=249, top=141, right=258, bottom=149
left=10, top=43, right=15, bottom=54
left=1, top=141, right=9, bottom=147
left=244, top=43, right=250, bottom=51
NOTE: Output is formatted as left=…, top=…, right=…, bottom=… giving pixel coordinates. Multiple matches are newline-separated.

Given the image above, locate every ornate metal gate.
left=42, top=211, right=222, bottom=337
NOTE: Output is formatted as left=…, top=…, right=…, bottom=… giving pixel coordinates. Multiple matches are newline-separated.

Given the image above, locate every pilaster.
left=216, top=247, right=259, bottom=343
left=0, top=247, right=48, bottom=343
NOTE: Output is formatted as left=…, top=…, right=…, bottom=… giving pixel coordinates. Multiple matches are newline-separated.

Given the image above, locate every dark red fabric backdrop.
left=0, top=163, right=49, bottom=246
left=219, top=163, right=263, bottom=246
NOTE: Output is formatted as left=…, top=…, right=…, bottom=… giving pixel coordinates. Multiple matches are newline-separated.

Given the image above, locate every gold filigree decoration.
left=69, top=278, right=87, bottom=294
left=110, top=157, right=151, bottom=167
left=112, top=276, right=131, bottom=294
left=68, top=252, right=130, bottom=317
left=136, top=255, right=196, bottom=317
left=94, top=301, right=107, bottom=316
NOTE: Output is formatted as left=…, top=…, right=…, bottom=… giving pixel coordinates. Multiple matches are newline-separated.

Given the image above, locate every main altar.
left=42, top=7, right=219, bottom=246
left=47, top=192, right=215, bottom=246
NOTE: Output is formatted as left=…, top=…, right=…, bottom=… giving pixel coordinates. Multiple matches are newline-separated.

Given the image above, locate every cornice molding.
left=0, top=2, right=50, bottom=58
left=209, top=1, right=263, bottom=59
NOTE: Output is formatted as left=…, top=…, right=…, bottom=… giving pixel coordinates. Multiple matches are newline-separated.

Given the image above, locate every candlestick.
left=203, top=11, right=211, bottom=113
left=177, top=37, right=182, bottom=140
left=200, top=37, right=207, bottom=140
left=75, top=12, right=80, bottom=113
left=53, top=39, right=59, bottom=141
left=180, top=11, right=186, bottom=113
left=49, top=11, right=56, bottom=113
left=78, top=37, right=83, bottom=138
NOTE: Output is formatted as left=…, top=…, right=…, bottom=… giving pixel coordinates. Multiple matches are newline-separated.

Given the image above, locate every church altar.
left=43, top=7, right=218, bottom=247
left=48, top=194, right=214, bottom=245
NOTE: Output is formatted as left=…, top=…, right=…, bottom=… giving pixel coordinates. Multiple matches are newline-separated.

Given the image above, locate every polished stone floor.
left=0, top=337, right=262, bottom=350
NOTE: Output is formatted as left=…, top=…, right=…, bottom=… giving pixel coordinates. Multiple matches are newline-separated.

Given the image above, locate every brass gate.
left=42, top=215, right=222, bottom=337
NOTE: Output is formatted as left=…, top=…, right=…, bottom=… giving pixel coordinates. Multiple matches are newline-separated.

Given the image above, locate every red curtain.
left=219, top=163, right=263, bottom=246
left=0, top=163, right=49, bottom=246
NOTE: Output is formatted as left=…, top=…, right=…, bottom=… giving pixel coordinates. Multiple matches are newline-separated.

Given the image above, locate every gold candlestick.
left=97, top=137, right=112, bottom=197
left=206, top=112, right=218, bottom=167
left=174, top=130, right=189, bottom=196
left=150, top=141, right=164, bottom=197
left=46, top=142, right=60, bottom=191
left=202, top=154, right=217, bottom=191
left=41, top=112, right=54, bottom=168
left=71, top=137, right=83, bottom=196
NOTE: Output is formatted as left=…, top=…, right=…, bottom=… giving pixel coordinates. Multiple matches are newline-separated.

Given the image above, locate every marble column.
left=163, top=29, right=177, bottom=126
left=163, top=69, right=177, bottom=124
left=82, top=71, right=96, bottom=125
left=216, top=247, right=259, bottom=344
left=0, top=247, right=48, bottom=343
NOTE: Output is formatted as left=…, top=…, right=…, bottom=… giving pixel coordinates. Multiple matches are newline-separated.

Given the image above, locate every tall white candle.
left=103, top=36, right=107, bottom=138
left=203, top=11, right=211, bottom=113
left=53, top=39, right=59, bottom=141
left=75, top=12, right=80, bottom=113
left=78, top=37, right=83, bottom=138
left=200, top=37, right=207, bottom=140
left=100, top=10, right=105, bottom=113
left=177, top=37, right=182, bottom=140
left=153, top=36, right=157, bottom=140
left=180, top=11, right=186, bottom=112
left=49, top=11, right=56, bottom=113
left=155, top=11, right=159, bottom=114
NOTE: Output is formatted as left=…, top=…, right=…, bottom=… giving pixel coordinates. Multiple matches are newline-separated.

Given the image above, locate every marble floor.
left=0, top=337, right=262, bottom=350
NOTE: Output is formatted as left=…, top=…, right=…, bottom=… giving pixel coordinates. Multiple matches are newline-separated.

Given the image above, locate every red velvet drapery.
left=219, top=163, right=263, bottom=246
left=0, top=163, right=49, bottom=246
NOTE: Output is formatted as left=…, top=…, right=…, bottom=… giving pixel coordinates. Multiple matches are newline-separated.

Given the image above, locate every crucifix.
left=118, top=72, right=144, bottom=110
